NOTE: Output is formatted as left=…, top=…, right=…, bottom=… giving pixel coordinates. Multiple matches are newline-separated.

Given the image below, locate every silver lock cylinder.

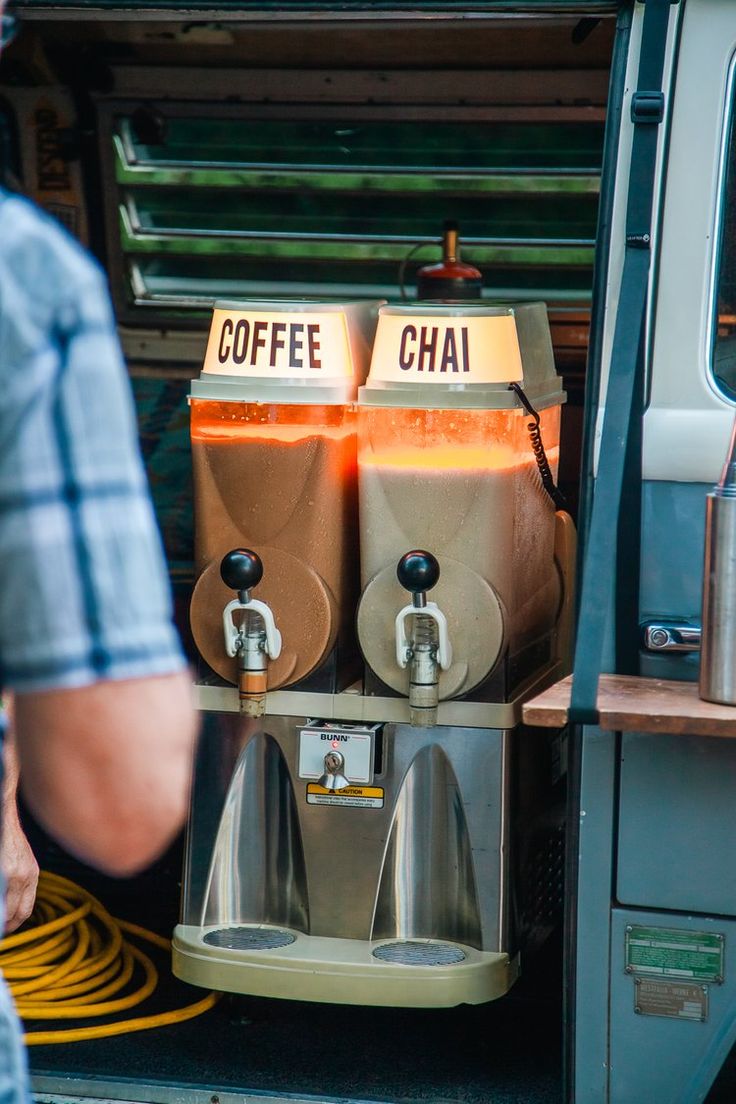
left=318, top=749, right=351, bottom=791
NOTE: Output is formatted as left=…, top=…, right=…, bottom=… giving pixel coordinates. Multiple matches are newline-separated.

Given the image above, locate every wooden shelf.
left=522, top=674, right=736, bottom=738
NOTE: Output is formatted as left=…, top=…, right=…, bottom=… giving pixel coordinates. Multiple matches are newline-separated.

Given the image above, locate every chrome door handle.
left=642, top=622, right=702, bottom=652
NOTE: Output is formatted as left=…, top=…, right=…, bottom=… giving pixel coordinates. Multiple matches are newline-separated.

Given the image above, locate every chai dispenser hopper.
left=357, top=300, right=576, bottom=711
left=174, top=299, right=575, bottom=1009
left=188, top=298, right=379, bottom=703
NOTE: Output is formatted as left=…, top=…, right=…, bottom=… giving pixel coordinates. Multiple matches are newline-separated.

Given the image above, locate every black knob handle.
left=396, top=550, right=440, bottom=595
left=220, top=549, right=263, bottom=593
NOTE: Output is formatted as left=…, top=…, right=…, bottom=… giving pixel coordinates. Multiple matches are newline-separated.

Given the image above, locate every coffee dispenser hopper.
left=189, top=297, right=381, bottom=698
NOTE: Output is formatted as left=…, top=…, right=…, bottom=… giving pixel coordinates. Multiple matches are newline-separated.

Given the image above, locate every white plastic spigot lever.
left=395, top=603, right=452, bottom=670
left=223, top=598, right=282, bottom=659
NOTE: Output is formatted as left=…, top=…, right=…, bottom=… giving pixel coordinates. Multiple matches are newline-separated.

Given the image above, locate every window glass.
left=713, top=78, right=736, bottom=400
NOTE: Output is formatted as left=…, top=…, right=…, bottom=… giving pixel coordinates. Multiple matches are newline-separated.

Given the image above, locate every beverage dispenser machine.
left=174, top=299, right=575, bottom=1007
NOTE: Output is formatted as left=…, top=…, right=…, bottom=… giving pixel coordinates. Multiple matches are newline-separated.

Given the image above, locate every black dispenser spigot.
left=220, top=548, right=281, bottom=717
left=395, top=550, right=451, bottom=727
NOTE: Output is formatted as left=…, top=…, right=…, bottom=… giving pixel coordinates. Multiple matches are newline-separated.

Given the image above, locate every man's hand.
left=1, top=702, right=39, bottom=933
left=0, top=804, right=38, bottom=934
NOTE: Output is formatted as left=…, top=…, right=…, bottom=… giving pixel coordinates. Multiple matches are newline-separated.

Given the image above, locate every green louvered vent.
left=103, top=84, right=604, bottom=321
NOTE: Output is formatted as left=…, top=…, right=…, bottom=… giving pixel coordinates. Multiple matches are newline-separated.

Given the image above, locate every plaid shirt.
left=0, top=189, right=185, bottom=692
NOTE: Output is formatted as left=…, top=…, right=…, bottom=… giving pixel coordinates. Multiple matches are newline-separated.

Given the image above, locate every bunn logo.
left=320, top=733, right=349, bottom=741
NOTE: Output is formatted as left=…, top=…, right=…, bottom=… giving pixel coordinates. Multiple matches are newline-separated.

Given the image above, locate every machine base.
left=173, top=924, right=518, bottom=1007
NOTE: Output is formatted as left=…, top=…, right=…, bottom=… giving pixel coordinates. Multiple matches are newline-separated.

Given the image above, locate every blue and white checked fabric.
left=0, top=188, right=185, bottom=691
left=0, top=946, right=28, bottom=1104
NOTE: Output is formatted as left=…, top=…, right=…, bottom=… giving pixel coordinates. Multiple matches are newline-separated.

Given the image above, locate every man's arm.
left=0, top=194, right=197, bottom=881
left=15, top=672, right=197, bottom=878
left=0, top=720, right=39, bottom=931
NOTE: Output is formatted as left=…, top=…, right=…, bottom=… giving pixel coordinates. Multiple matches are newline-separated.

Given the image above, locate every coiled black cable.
left=508, top=382, right=567, bottom=511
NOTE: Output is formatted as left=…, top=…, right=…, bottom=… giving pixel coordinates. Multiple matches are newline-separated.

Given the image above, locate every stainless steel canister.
left=699, top=417, right=736, bottom=704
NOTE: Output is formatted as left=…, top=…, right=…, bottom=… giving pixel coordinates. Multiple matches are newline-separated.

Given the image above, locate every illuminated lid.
left=359, top=301, right=565, bottom=410
left=192, top=298, right=382, bottom=405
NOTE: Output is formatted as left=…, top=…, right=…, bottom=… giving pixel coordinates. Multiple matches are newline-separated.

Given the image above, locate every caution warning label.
left=306, top=784, right=384, bottom=809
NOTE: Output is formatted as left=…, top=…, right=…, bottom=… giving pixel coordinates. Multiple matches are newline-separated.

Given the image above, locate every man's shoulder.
left=0, top=187, right=104, bottom=306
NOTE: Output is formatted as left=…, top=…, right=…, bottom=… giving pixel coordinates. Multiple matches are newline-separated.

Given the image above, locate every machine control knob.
left=396, top=550, right=440, bottom=598
left=220, top=549, right=263, bottom=596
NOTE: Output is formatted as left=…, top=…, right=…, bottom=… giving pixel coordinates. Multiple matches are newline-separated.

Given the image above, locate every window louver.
left=109, top=111, right=602, bottom=318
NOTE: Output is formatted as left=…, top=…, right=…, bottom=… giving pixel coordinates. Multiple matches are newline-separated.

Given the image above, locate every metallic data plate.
left=634, top=978, right=708, bottom=1022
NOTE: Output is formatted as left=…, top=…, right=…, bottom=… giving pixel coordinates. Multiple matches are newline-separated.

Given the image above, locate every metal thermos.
left=699, top=417, right=736, bottom=704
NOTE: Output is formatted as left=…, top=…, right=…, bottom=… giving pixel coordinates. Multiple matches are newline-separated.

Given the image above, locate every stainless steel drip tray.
left=173, top=925, right=518, bottom=1008
left=204, top=927, right=297, bottom=951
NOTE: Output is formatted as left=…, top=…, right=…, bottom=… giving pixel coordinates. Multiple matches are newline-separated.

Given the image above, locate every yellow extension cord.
left=0, top=870, right=219, bottom=1045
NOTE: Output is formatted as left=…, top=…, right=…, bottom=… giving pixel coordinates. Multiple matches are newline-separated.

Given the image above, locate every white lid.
left=194, top=298, right=381, bottom=404
left=369, top=303, right=523, bottom=385
left=359, top=301, right=565, bottom=411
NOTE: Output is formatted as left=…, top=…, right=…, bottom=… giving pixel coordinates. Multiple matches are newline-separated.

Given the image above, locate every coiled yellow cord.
left=0, top=870, right=219, bottom=1045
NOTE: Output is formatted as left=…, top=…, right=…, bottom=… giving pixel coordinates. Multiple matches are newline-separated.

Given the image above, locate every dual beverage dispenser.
left=174, top=298, right=573, bottom=1007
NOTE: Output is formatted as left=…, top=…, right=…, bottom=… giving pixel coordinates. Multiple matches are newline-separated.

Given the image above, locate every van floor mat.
left=28, top=957, right=562, bottom=1104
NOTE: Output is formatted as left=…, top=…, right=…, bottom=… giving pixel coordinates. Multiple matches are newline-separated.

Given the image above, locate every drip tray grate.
left=203, top=927, right=296, bottom=951
left=372, top=940, right=466, bottom=966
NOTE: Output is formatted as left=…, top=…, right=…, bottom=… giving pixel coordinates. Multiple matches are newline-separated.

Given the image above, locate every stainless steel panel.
left=371, top=743, right=483, bottom=947
left=182, top=712, right=510, bottom=951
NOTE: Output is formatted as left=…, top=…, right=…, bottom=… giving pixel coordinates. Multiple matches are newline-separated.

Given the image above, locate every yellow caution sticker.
left=306, top=784, right=384, bottom=809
